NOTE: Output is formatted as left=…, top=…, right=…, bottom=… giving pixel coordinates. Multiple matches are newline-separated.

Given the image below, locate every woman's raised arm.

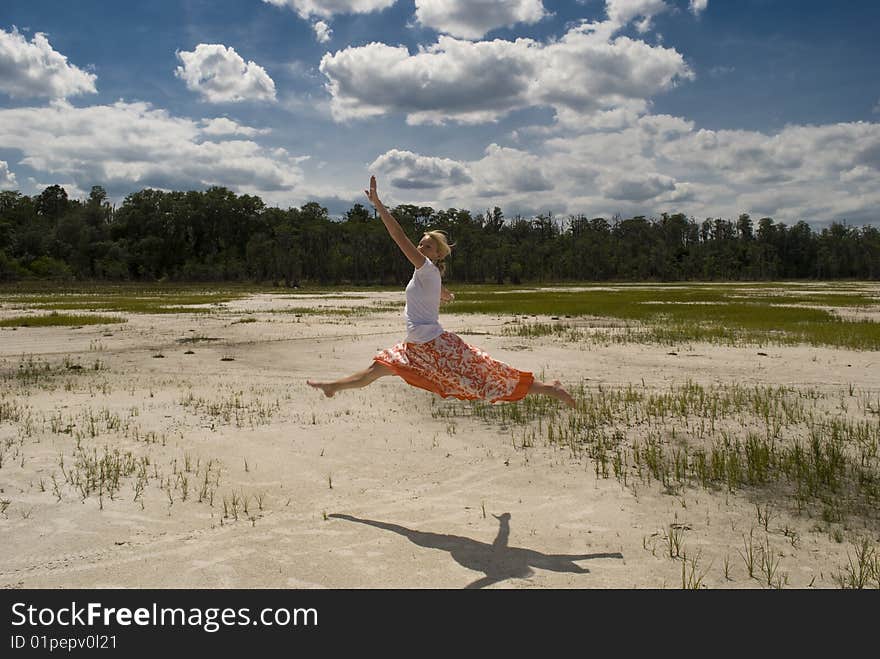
left=365, top=175, right=425, bottom=269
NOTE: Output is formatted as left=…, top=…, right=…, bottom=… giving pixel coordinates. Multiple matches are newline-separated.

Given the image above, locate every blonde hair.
left=424, top=230, right=453, bottom=275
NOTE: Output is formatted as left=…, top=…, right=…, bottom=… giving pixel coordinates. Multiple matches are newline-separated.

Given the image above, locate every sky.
left=1, top=0, right=879, bottom=228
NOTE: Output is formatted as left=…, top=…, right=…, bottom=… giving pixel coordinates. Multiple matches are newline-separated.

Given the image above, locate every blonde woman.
left=307, top=176, right=575, bottom=408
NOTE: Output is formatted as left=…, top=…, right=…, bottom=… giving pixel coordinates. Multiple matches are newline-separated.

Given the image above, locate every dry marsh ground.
left=0, top=282, right=878, bottom=589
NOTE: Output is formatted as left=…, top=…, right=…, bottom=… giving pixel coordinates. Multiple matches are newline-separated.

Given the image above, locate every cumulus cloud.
left=370, top=149, right=472, bottom=188
left=320, top=38, right=534, bottom=125
left=364, top=115, right=880, bottom=225
left=175, top=44, right=276, bottom=103
left=0, top=100, right=305, bottom=202
left=600, top=172, right=676, bottom=201
left=469, top=144, right=553, bottom=195
left=605, top=0, right=669, bottom=33
left=319, top=23, right=691, bottom=125
left=0, top=160, right=17, bottom=189
left=0, top=27, right=97, bottom=99
left=535, top=25, right=690, bottom=117
left=200, top=117, right=272, bottom=136
left=689, top=0, right=708, bottom=16
left=370, top=143, right=555, bottom=209
left=652, top=121, right=880, bottom=186
left=313, top=20, right=333, bottom=43
left=550, top=117, right=880, bottom=220
left=414, top=0, right=548, bottom=40
left=261, top=0, right=395, bottom=19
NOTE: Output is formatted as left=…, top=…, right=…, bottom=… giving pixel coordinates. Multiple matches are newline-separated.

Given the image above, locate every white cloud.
left=175, top=44, right=276, bottom=103
left=689, top=0, right=708, bottom=16
left=528, top=102, right=645, bottom=134
left=200, top=117, right=272, bottom=136
left=600, top=171, right=676, bottom=201
left=0, top=100, right=305, bottom=203
left=370, top=149, right=472, bottom=188
left=370, top=144, right=554, bottom=201
left=539, top=117, right=880, bottom=219
left=653, top=122, right=880, bottom=186
left=414, top=0, right=548, bottom=40
left=469, top=144, right=553, bottom=195
left=261, top=0, right=395, bottom=19
left=6, top=97, right=877, bottom=226
left=364, top=115, right=880, bottom=225
left=319, top=24, right=691, bottom=125
left=313, top=21, right=333, bottom=43
left=320, top=38, right=533, bottom=124
left=0, top=160, right=18, bottom=189
left=0, top=27, right=97, bottom=99
left=839, top=165, right=874, bottom=184
left=605, top=0, right=669, bottom=33
left=534, top=26, right=690, bottom=117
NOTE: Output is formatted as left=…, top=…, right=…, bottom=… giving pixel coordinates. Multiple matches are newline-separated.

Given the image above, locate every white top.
left=404, top=258, right=444, bottom=343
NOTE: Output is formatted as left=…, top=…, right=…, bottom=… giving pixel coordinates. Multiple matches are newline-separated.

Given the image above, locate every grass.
left=451, top=284, right=880, bottom=350
left=833, top=537, right=880, bottom=589
left=0, top=312, right=127, bottom=327
left=179, top=385, right=286, bottom=428
left=433, top=379, right=880, bottom=529
left=681, top=551, right=710, bottom=589
left=0, top=283, right=405, bottom=319
left=2, top=296, right=228, bottom=315
left=1, top=354, right=109, bottom=396
left=272, top=303, right=403, bottom=317
left=3, top=281, right=875, bottom=347
left=0, top=282, right=256, bottom=314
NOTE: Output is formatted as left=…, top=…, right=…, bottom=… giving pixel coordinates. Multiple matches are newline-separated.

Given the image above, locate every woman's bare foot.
left=527, top=379, right=577, bottom=408
left=552, top=380, right=576, bottom=408
left=307, top=380, right=336, bottom=398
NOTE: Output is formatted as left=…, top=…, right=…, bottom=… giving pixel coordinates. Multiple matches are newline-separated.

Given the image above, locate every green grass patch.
left=0, top=282, right=404, bottom=314
left=274, top=303, right=403, bottom=317
left=0, top=282, right=262, bottom=314
left=736, top=293, right=879, bottom=308
left=0, top=312, right=127, bottom=327
left=3, top=294, right=242, bottom=314
left=453, top=285, right=880, bottom=350
left=276, top=294, right=370, bottom=300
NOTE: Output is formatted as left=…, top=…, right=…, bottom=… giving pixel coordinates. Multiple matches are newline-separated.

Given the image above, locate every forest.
left=1, top=184, right=878, bottom=284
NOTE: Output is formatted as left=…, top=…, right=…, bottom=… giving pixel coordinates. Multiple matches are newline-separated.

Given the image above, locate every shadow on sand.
left=329, top=512, right=624, bottom=589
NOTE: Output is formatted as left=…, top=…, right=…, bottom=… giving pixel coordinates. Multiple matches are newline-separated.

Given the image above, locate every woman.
left=307, top=176, right=575, bottom=408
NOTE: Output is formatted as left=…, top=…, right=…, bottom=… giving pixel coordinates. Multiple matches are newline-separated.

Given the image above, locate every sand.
left=1, top=288, right=878, bottom=589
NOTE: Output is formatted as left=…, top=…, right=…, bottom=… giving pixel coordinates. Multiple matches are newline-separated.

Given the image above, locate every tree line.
left=1, top=184, right=878, bottom=284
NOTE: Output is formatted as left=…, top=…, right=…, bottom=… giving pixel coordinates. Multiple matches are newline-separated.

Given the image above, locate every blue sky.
left=1, top=0, right=878, bottom=227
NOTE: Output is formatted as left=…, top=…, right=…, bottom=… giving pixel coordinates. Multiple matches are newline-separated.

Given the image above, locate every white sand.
left=0, top=288, right=878, bottom=589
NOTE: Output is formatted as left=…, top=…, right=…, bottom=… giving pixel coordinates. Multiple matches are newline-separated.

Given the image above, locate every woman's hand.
left=364, top=174, right=424, bottom=268
left=440, top=287, right=455, bottom=303
left=364, top=175, right=380, bottom=208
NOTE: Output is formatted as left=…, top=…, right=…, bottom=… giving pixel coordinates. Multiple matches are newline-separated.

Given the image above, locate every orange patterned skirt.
left=373, top=331, right=533, bottom=403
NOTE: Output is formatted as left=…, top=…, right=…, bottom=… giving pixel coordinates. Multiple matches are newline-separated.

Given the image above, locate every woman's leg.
left=307, top=361, right=392, bottom=398
left=527, top=379, right=576, bottom=408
